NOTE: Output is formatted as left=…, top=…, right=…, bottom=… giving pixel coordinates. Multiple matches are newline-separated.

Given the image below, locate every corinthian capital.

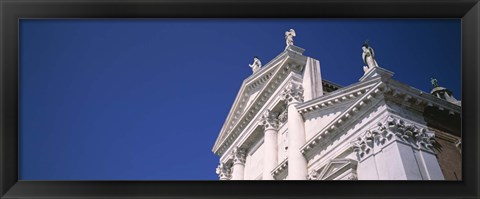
left=232, top=147, right=246, bottom=165
left=282, top=82, right=304, bottom=105
left=260, top=110, right=279, bottom=130
left=216, top=163, right=231, bottom=180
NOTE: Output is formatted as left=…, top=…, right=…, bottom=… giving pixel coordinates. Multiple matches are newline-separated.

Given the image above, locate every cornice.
left=322, top=79, right=343, bottom=91
left=381, top=79, right=461, bottom=115
left=297, top=77, right=380, bottom=114
left=434, top=130, right=460, bottom=143
left=271, top=158, right=288, bottom=178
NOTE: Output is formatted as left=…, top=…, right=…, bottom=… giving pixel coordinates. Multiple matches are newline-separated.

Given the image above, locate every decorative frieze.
left=352, top=115, right=436, bottom=160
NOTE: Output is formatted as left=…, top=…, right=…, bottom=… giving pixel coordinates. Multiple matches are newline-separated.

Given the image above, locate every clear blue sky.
left=19, top=19, right=460, bottom=180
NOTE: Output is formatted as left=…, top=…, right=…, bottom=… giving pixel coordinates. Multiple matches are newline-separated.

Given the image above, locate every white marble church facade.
left=212, top=30, right=462, bottom=180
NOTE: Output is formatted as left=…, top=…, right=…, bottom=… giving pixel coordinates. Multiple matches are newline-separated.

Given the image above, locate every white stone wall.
left=277, top=123, right=288, bottom=164
left=244, top=139, right=264, bottom=180
left=303, top=105, right=344, bottom=141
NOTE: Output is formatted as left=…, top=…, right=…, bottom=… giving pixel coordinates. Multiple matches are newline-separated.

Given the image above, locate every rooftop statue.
left=431, top=78, right=439, bottom=88
left=249, top=56, right=262, bottom=73
left=362, top=40, right=379, bottom=73
left=285, top=29, right=296, bottom=47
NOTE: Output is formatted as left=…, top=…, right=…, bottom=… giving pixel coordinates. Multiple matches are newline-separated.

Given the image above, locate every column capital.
left=215, top=162, right=231, bottom=180
left=232, top=147, right=246, bottom=165
left=260, top=109, right=280, bottom=131
left=282, top=82, right=304, bottom=105
left=352, top=115, right=437, bottom=160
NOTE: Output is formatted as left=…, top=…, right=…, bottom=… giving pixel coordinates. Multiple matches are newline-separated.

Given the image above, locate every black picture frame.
left=1, top=0, right=479, bottom=198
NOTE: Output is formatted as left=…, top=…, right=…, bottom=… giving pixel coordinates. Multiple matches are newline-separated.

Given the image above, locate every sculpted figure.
left=362, top=40, right=379, bottom=73
left=431, top=78, right=439, bottom=88
left=285, top=29, right=296, bottom=47
left=249, top=56, right=262, bottom=73
left=215, top=164, right=222, bottom=175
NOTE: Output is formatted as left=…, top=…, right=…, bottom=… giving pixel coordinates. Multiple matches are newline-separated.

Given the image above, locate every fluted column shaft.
left=231, top=147, right=246, bottom=180
left=282, top=82, right=307, bottom=180
left=261, top=110, right=279, bottom=180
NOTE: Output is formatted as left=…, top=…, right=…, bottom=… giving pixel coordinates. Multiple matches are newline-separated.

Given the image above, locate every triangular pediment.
left=212, top=48, right=304, bottom=154
left=298, top=78, right=384, bottom=156
left=317, top=159, right=357, bottom=180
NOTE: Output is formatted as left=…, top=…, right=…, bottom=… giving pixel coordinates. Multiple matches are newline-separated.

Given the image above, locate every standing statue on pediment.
left=285, top=29, right=296, bottom=47
left=431, top=78, right=439, bottom=88
left=249, top=56, right=262, bottom=73
left=362, top=40, right=379, bottom=73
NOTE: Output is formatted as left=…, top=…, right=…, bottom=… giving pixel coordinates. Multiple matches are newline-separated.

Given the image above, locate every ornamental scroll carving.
left=352, top=116, right=436, bottom=159
left=281, top=82, right=304, bottom=104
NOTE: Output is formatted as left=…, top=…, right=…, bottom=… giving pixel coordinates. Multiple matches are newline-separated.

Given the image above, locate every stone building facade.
left=212, top=33, right=461, bottom=180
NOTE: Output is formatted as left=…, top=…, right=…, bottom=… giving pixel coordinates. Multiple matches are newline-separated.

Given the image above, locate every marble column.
left=230, top=147, right=246, bottom=180
left=282, top=82, right=308, bottom=180
left=216, top=163, right=231, bottom=180
left=260, top=110, right=279, bottom=180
